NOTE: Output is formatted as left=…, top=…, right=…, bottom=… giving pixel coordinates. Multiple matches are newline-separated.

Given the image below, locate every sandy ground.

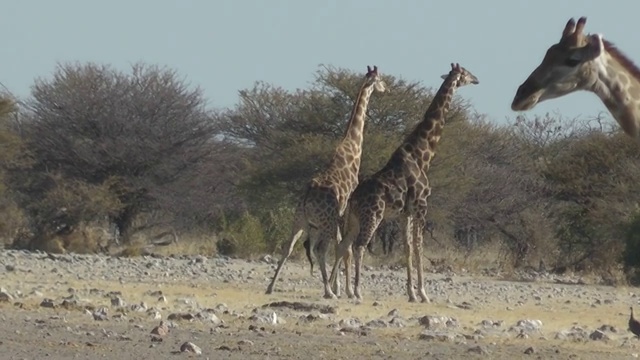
left=1, top=250, right=640, bottom=359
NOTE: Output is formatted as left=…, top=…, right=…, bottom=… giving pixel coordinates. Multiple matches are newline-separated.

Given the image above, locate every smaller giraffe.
left=265, top=66, right=386, bottom=298
left=512, top=16, right=640, bottom=137
left=329, top=63, right=478, bottom=302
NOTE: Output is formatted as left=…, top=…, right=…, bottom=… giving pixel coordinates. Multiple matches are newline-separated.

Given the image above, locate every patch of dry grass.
left=152, top=233, right=218, bottom=257
left=364, top=238, right=510, bottom=275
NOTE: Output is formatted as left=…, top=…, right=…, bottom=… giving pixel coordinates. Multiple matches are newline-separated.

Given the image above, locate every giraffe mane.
left=603, top=40, right=640, bottom=83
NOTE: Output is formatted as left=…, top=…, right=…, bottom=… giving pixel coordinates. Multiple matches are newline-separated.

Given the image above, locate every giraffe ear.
left=586, top=33, right=604, bottom=57
left=440, top=74, right=448, bottom=80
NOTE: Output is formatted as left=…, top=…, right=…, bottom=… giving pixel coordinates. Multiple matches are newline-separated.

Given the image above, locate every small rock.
left=130, top=302, right=147, bottom=312
left=365, top=319, right=387, bottom=328
left=516, top=319, right=543, bottom=331
left=419, top=331, right=456, bottom=342
left=555, top=326, right=589, bottom=341
left=179, top=341, right=202, bottom=355
left=40, top=299, right=55, bottom=308
left=249, top=311, right=282, bottom=325
left=589, top=329, right=608, bottom=341
left=338, top=318, right=363, bottom=328
left=92, top=308, right=109, bottom=321
left=60, top=298, right=79, bottom=309
left=214, top=303, right=228, bottom=314
left=0, top=291, right=13, bottom=302
left=598, top=324, right=617, bottom=333
left=148, top=310, right=162, bottom=320
left=151, top=321, right=169, bottom=336
left=524, top=346, right=535, bottom=354
left=388, top=317, right=406, bottom=328
left=110, top=297, right=126, bottom=308
left=205, top=313, right=222, bottom=325
left=167, top=313, right=196, bottom=321
left=419, top=315, right=458, bottom=329
left=467, top=345, right=489, bottom=355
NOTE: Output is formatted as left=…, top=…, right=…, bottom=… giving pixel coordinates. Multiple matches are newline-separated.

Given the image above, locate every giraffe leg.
left=353, top=213, right=382, bottom=300
left=329, top=236, right=348, bottom=297
left=329, top=233, right=354, bottom=298
left=329, top=211, right=358, bottom=298
left=314, top=224, right=338, bottom=299
left=343, top=241, right=353, bottom=298
left=332, top=225, right=342, bottom=297
left=265, top=206, right=306, bottom=295
left=403, top=215, right=417, bottom=302
left=413, top=213, right=430, bottom=303
left=303, top=236, right=314, bottom=276
left=308, top=226, right=319, bottom=278
left=353, top=243, right=366, bottom=300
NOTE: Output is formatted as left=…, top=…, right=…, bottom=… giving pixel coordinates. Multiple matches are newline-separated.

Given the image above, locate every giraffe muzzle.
left=511, top=82, right=542, bottom=111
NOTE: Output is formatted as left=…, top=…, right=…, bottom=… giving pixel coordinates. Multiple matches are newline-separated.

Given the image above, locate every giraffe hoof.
left=421, top=297, right=431, bottom=304
left=408, top=297, right=417, bottom=303
left=323, top=293, right=338, bottom=300
left=265, top=287, right=274, bottom=295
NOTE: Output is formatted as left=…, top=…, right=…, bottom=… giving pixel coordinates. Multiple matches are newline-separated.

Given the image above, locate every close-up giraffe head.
left=440, top=63, right=480, bottom=87
left=365, top=65, right=387, bottom=93
left=511, top=17, right=605, bottom=111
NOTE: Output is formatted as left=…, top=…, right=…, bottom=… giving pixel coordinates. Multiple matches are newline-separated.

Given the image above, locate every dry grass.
left=152, top=233, right=218, bottom=257
left=365, top=238, right=510, bottom=275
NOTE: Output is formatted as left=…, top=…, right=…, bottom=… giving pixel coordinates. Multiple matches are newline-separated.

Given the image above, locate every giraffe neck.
left=402, top=73, right=458, bottom=161
left=329, top=83, right=375, bottom=170
left=589, top=46, right=640, bottom=137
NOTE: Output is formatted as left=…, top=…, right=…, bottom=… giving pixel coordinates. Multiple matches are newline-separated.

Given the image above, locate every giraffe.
left=328, top=63, right=479, bottom=302
left=511, top=16, right=640, bottom=137
left=265, top=65, right=387, bottom=298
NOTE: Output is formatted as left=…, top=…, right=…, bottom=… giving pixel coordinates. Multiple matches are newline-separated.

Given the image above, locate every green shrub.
left=218, top=211, right=266, bottom=258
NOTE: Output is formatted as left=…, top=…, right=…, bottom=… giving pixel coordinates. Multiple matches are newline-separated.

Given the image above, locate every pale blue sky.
left=2, top=1, right=638, bottom=126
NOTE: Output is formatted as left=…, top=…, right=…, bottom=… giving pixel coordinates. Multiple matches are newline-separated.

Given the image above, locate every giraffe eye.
left=564, top=58, right=581, bottom=67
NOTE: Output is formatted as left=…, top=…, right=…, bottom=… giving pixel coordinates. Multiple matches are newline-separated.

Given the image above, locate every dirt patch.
left=0, top=250, right=639, bottom=359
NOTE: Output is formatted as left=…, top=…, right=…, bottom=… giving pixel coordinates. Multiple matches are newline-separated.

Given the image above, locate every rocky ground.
left=0, top=250, right=639, bottom=359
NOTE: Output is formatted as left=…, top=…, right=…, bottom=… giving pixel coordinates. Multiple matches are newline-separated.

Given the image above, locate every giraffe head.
left=440, top=63, right=479, bottom=87
left=365, top=65, right=387, bottom=93
left=511, top=17, right=606, bottom=111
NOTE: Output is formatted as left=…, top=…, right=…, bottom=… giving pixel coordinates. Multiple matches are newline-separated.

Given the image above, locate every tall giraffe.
left=512, top=16, right=640, bottom=137
left=328, top=63, right=478, bottom=302
left=265, top=65, right=387, bottom=298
